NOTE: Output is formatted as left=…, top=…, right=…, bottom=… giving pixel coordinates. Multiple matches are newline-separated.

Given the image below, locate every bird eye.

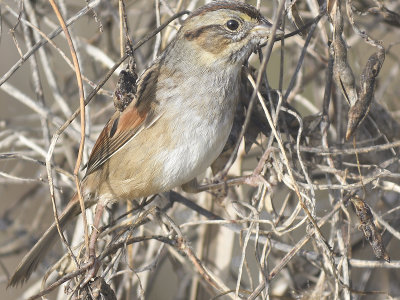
left=226, top=19, right=240, bottom=31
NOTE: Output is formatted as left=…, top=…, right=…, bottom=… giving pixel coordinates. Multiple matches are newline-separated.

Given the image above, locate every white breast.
left=158, top=109, right=233, bottom=188
left=154, top=65, right=240, bottom=190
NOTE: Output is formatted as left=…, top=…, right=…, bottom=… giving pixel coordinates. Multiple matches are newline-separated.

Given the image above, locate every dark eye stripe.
left=183, top=24, right=220, bottom=40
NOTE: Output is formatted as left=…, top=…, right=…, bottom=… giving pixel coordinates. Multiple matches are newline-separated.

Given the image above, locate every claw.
left=80, top=256, right=100, bottom=288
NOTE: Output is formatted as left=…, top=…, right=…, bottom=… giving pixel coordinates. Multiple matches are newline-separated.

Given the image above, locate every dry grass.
left=1, top=0, right=400, bottom=299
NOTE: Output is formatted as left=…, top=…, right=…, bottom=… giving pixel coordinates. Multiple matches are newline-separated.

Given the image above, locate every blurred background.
left=1, top=0, right=400, bottom=299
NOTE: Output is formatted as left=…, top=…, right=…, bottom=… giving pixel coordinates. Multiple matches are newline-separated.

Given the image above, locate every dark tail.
left=8, top=195, right=81, bottom=287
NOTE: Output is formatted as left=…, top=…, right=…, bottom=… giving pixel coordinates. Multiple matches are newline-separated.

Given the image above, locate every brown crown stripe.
left=188, top=1, right=262, bottom=21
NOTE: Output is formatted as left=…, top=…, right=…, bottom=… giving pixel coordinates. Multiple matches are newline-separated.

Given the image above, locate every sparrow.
left=9, top=0, right=281, bottom=286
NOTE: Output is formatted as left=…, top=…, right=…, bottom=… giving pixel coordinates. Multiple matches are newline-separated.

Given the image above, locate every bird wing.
left=85, top=64, right=161, bottom=176
left=85, top=106, right=145, bottom=175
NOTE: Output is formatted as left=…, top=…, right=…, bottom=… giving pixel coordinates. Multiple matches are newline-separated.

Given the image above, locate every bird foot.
left=80, top=255, right=100, bottom=288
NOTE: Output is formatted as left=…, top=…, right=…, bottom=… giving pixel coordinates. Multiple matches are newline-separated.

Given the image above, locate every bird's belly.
left=154, top=110, right=234, bottom=191
left=94, top=106, right=234, bottom=201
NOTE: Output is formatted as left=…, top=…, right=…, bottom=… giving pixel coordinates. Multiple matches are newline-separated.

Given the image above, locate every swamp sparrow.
left=9, top=0, right=281, bottom=286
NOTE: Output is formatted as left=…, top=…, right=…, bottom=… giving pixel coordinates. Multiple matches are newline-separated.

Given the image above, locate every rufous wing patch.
left=85, top=105, right=148, bottom=176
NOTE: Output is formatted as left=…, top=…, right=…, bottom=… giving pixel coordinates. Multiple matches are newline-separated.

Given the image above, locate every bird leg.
left=181, top=178, right=200, bottom=193
left=81, top=202, right=105, bottom=287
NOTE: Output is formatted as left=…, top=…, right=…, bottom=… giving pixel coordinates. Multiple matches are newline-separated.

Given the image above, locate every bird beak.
left=253, top=22, right=284, bottom=41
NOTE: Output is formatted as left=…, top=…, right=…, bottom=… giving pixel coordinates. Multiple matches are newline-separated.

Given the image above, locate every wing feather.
left=85, top=61, right=160, bottom=176
left=85, top=105, right=148, bottom=176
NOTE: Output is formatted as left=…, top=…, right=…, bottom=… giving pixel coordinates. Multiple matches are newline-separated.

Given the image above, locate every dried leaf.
left=330, top=0, right=358, bottom=107
left=286, top=0, right=308, bottom=36
left=346, top=49, right=385, bottom=139
left=113, top=56, right=138, bottom=112
left=351, top=196, right=390, bottom=262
